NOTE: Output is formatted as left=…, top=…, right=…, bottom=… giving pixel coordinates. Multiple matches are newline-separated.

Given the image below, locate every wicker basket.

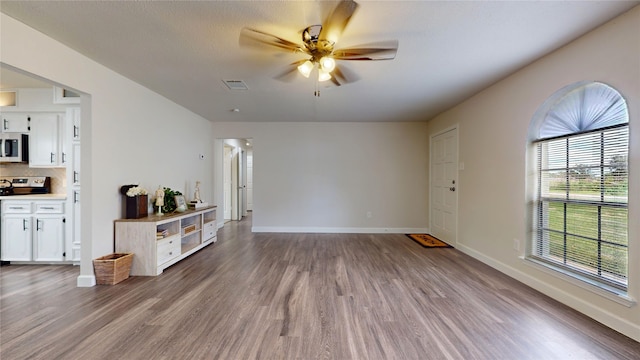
left=93, top=253, right=134, bottom=285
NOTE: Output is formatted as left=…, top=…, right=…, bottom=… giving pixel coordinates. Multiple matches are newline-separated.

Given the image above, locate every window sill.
left=522, top=257, right=636, bottom=308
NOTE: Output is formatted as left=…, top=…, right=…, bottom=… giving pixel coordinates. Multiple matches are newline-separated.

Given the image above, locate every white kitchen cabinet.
left=1, top=113, right=30, bottom=133
left=29, top=113, right=63, bottom=167
left=65, top=107, right=81, bottom=263
left=59, top=113, right=68, bottom=166
left=53, top=87, right=81, bottom=104
left=34, top=215, right=65, bottom=261
left=67, top=145, right=81, bottom=261
left=71, top=143, right=81, bottom=186
left=2, top=215, right=32, bottom=261
left=67, top=106, right=80, bottom=141
left=71, top=190, right=81, bottom=261
left=1, top=200, right=66, bottom=262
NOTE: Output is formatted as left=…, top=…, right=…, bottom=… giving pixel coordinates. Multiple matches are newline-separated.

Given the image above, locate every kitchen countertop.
left=0, top=194, right=66, bottom=200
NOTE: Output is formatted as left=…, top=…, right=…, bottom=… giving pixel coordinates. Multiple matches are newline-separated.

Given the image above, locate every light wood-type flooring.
left=1, top=214, right=639, bottom=359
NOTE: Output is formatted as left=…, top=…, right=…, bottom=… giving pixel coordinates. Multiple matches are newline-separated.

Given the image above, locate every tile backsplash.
left=0, top=163, right=66, bottom=194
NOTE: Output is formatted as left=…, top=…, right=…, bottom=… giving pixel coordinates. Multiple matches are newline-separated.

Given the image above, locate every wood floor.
left=2, top=215, right=639, bottom=359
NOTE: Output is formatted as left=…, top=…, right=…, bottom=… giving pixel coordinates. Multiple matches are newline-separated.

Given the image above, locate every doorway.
left=0, top=65, right=87, bottom=282
left=429, top=127, right=458, bottom=245
left=222, top=139, right=253, bottom=222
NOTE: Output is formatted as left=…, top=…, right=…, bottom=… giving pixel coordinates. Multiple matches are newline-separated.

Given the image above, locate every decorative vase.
left=126, top=194, right=148, bottom=219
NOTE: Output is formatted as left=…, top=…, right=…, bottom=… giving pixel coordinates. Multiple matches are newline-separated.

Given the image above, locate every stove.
left=0, top=176, right=51, bottom=196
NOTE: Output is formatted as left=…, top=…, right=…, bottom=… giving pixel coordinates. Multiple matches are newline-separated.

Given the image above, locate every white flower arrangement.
left=126, top=186, right=148, bottom=197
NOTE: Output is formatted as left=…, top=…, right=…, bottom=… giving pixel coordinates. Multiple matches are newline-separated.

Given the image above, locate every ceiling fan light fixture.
left=318, top=68, right=332, bottom=82
left=239, top=0, right=398, bottom=95
left=297, top=60, right=314, bottom=78
left=319, top=57, right=336, bottom=72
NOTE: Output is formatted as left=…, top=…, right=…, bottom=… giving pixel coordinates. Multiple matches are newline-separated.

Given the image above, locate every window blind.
left=533, top=125, right=628, bottom=289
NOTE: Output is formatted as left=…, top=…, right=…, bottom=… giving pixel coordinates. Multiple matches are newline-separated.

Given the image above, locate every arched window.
left=529, top=82, right=629, bottom=291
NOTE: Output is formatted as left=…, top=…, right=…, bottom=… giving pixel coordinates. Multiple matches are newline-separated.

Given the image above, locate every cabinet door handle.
left=73, top=125, right=79, bottom=138
left=73, top=171, right=79, bottom=184
left=9, top=206, right=25, bottom=210
left=3, top=119, right=8, bottom=131
left=74, top=191, right=80, bottom=203
left=23, top=219, right=28, bottom=231
left=62, top=152, right=67, bottom=164
left=41, top=207, right=55, bottom=210
left=36, top=219, right=42, bottom=231
left=50, top=152, right=55, bottom=164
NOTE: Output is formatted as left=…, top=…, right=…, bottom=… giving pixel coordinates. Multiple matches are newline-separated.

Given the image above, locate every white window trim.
left=527, top=81, right=631, bottom=302
left=522, top=256, right=636, bottom=307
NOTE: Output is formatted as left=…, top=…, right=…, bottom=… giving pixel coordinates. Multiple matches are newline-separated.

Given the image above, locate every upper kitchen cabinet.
left=30, top=113, right=65, bottom=167
left=1, top=113, right=30, bottom=133
left=53, top=87, right=81, bottom=104
left=67, top=106, right=80, bottom=142
left=0, top=90, right=18, bottom=107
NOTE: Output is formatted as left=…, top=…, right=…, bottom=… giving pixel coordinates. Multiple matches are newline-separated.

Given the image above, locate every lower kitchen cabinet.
left=34, top=214, right=65, bottom=261
left=2, top=215, right=32, bottom=261
left=1, top=199, right=66, bottom=262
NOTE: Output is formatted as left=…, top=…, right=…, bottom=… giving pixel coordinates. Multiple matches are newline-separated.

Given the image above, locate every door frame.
left=221, top=139, right=251, bottom=222
left=429, top=125, right=459, bottom=245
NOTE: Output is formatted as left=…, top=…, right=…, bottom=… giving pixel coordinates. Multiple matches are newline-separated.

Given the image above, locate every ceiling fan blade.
left=274, top=59, right=309, bottom=82
left=239, top=27, right=304, bottom=53
left=330, top=64, right=360, bottom=86
left=319, top=0, right=359, bottom=44
left=333, top=40, right=399, bottom=60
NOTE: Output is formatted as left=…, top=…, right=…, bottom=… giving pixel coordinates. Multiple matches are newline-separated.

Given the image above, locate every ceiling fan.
left=239, top=0, right=398, bottom=96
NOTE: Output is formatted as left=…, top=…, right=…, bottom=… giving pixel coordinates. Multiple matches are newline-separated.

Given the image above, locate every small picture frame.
left=174, top=195, right=187, bottom=212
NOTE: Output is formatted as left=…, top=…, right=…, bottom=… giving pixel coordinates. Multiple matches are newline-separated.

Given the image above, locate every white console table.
left=114, top=206, right=217, bottom=276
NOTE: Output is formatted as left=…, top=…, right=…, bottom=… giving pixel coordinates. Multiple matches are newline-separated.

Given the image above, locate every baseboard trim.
left=77, top=275, right=96, bottom=287
left=454, top=243, right=640, bottom=343
left=251, top=226, right=429, bottom=234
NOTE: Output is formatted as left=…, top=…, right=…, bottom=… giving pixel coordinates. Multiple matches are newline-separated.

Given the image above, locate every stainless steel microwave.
left=0, top=133, right=29, bottom=163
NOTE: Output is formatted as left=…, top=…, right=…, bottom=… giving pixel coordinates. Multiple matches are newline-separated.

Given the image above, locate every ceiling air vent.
left=223, top=80, right=249, bottom=90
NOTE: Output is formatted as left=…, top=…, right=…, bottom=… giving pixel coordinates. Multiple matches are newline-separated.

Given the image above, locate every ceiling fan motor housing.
left=302, top=25, right=334, bottom=59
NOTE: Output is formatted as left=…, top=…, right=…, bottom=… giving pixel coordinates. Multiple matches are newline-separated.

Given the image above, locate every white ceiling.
left=1, top=1, right=637, bottom=123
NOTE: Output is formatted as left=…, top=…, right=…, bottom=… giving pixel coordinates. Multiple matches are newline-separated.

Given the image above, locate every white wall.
left=213, top=122, right=429, bottom=233
left=1, top=14, right=214, bottom=286
left=427, top=7, right=639, bottom=341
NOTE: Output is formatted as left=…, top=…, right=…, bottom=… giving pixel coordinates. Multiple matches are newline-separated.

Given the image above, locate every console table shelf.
left=115, top=206, right=217, bottom=276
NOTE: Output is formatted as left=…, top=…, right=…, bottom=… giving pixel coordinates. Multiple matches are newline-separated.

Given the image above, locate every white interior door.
left=231, top=148, right=239, bottom=220
left=223, top=145, right=232, bottom=220
left=430, top=127, right=458, bottom=245
left=246, top=150, right=253, bottom=211
left=238, top=149, right=246, bottom=218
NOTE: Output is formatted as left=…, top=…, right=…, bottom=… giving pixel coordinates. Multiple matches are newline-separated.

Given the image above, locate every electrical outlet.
left=513, top=238, right=520, bottom=252
left=366, top=211, right=372, bottom=218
